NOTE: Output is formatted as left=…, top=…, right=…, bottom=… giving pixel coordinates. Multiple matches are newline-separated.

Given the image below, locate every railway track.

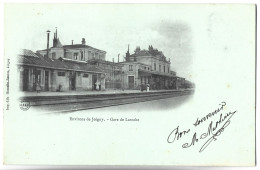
left=20, top=89, right=194, bottom=113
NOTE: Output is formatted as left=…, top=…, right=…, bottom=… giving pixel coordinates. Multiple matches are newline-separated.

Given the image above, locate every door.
left=92, top=74, right=97, bottom=90
left=71, top=77, right=76, bottom=90
left=22, top=69, right=29, bottom=91
left=33, top=70, right=41, bottom=91
left=69, top=71, right=76, bottom=90
left=128, top=76, right=134, bottom=89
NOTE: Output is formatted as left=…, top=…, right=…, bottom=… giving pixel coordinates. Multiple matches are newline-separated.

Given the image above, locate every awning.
left=138, top=69, right=152, bottom=76
left=138, top=69, right=176, bottom=78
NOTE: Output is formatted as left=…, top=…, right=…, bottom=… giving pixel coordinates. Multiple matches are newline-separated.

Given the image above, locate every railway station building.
left=17, top=49, right=105, bottom=92
left=35, top=29, right=124, bottom=91
left=120, top=45, right=178, bottom=90
left=17, top=30, right=109, bottom=93
left=17, top=29, right=193, bottom=92
left=17, top=29, right=125, bottom=92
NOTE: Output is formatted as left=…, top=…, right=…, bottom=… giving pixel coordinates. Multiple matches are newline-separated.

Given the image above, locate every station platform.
left=19, top=89, right=182, bottom=97
left=18, top=89, right=193, bottom=112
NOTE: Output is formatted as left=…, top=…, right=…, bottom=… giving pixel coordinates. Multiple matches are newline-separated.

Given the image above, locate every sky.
left=5, top=4, right=194, bottom=81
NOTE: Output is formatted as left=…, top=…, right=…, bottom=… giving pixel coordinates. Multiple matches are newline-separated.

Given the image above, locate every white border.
left=0, top=0, right=258, bottom=169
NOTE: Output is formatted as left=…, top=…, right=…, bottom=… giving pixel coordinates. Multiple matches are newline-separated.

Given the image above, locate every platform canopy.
left=138, top=69, right=176, bottom=78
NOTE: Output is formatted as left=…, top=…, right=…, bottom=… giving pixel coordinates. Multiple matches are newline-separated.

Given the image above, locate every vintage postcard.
left=3, top=3, right=256, bottom=166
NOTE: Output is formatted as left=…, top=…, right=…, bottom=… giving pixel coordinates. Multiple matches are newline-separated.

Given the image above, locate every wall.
left=65, top=49, right=83, bottom=61
left=137, top=56, right=152, bottom=66
left=50, top=48, right=64, bottom=59
left=54, top=70, right=69, bottom=91
left=150, top=57, right=171, bottom=74
left=121, top=63, right=140, bottom=89
left=136, top=55, right=171, bottom=74
left=64, top=51, right=73, bottom=59
left=82, top=73, right=92, bottom=90
left=64, top=49, right=106, bottom=62
left=75, top=72, right=82, bottom=90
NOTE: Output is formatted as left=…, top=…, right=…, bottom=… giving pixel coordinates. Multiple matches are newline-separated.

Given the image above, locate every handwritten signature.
left=167, top=102, right=237, bottom=153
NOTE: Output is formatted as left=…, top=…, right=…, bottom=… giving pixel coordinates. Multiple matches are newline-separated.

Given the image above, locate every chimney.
left=46, top=30, right=50, bottom=58
left=55, top=27, right=57, bottom=39
left=112, top=58, right=114, bottom=63
left=135, top=46, right=140, bottom=53
left=72, top=40, right=74, bottom=45
left=118, top=54, right=120, bottom=63
left=82, top=38, right=86, bottom=45
left=53, top=33, right=57, bottom=47
left=125, top=44, right=130, bottom=61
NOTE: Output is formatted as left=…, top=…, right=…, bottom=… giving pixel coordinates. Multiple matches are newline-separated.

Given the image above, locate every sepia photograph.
left=17, top=27, right=194, bottom=112
left=15, top=5, right=195, bottom=113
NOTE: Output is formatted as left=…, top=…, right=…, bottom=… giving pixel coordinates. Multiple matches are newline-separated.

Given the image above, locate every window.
left=164, top=66, right=165, bottom=72
left=144, top=66, right=146, bottom=70
left=154, top=63, right=156, bottom=71
left=129, top=65, right=133, bottom=71
left=74, top=53, right=78, bottom=60
left=92, top=53, right=94, bottom=59
left=168, top=67, right=170, bottom=73
left=148, top=67, right=150, bottom=70
left=81, top=51, right=84, bottom=60
left=83, top=73, right=89, bottom=78
left=58, top=72, right=65, bottom=76
left=159, top=65, right=161, bottom=72
left=51, top=52, right=56, bottom=59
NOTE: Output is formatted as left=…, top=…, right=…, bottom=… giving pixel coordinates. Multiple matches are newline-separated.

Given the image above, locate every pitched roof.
left=19, top=49, right=40, bottom=58
left=18, top=51, right=104, bottom=73
left=37, top=44, right=106, bottom=53
left=88, top=59, right=123, bottom=66
left=132, top=49, right=165, bottom=57
left=130, top=49, right=170, bottom=63
left=55, top=38, right=63, bottom=48
left=63, top=44, right=106, bottom=53
left=134, top=50, right=152, bottom=56
left=63, top=44, right=89, bottom=49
